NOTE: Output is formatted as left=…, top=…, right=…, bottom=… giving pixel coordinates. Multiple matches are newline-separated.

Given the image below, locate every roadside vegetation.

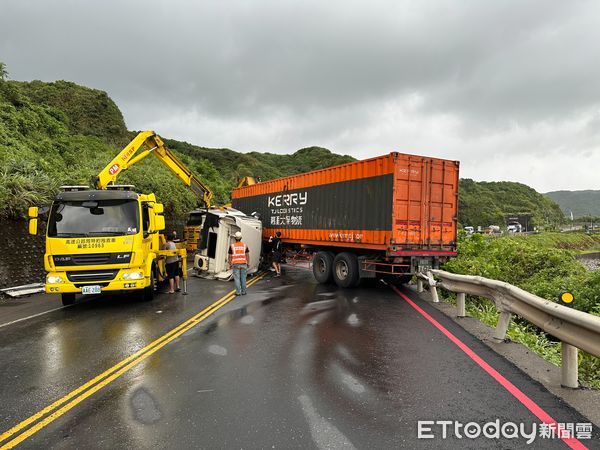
left=443, top=232, right=600, bottom=388
left=0, top=71, right=354, bottom=220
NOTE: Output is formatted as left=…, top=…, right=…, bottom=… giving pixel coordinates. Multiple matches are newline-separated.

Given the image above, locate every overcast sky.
left=1, top=0, right=599, bottom=192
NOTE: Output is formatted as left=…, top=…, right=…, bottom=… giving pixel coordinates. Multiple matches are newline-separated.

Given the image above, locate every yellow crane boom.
left=95, top=131, right=214, bottom=208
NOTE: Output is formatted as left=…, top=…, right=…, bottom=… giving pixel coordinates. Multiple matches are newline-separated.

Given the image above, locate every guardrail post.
left=493, top=311, right=511, bottom=342
left=430, top=285, right=439, bottom=303
left=456, top=292, right=466, bottom=317
left=561, top=343, right=579, bottom=388
left=417, top=279, right=424, bottom=293
left=426, top=271, right=439, bottom=303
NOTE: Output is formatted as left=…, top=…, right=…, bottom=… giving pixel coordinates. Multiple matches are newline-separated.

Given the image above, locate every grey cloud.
left=4, top=1, right=595, bottom=116
left=1, top=0, right=599, bottom=190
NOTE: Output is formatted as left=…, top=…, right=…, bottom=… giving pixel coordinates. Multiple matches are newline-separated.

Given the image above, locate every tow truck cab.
left=28, top=187, right=176, bottom=304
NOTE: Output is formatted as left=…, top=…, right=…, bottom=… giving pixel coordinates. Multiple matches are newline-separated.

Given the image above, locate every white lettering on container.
left=268, top=192, right=308, bottom=207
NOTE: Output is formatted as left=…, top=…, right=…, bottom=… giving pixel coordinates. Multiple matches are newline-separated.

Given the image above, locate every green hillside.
left=0, top=77, right=353, bottom=220
left=163, top=138, right=355, bottom=187
left=458, top=179, right=565, bottom=229
left=544, top=190, right=600, bottom=218
left=0, top=74, right=564, bottom=228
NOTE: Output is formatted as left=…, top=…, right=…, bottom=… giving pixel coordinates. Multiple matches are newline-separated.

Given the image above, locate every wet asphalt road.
left=0, top=267, right=598, bottom=449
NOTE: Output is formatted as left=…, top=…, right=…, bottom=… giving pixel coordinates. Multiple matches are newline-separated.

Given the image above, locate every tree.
left=0, top=62, right=8, bottom=81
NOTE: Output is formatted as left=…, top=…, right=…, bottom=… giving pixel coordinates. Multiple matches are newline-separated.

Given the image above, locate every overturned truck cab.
left=192, top=208, right=262, bottom=280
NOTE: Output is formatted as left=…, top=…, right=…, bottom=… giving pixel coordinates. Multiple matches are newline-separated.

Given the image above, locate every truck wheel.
left=333, top=252, right=359, bottom=288
left=142, top=267, right=155, bottom=302
left=313, top=251, right=334, bottom=284
left=61, top=293, right=75, bottom=306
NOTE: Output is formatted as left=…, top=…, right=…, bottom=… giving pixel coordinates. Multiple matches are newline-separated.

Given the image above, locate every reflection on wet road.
left=0, top=267, right=596, bottom=448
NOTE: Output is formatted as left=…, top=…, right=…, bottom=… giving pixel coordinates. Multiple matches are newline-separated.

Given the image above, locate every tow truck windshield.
left=48, top=199, right=139, bottom=238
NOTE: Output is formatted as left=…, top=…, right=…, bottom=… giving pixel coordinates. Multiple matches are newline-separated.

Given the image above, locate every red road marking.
left=392, top=286, right=588, bottom=450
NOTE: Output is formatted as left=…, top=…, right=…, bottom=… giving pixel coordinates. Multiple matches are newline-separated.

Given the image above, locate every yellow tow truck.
left=28, top=131, right=213, bottom=305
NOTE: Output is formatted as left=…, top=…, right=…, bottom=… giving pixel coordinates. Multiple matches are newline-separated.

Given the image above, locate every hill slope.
left=162, top=137, right=355, bottom=188
left=0, top=78, right=354, bottom=219
left=544, top=190, right=600, bottom=218
left=0, top=77, right=564, bottom=228
left=0, top=79, right=124, bottom=218
left=459, top=179, right=564, bottom=229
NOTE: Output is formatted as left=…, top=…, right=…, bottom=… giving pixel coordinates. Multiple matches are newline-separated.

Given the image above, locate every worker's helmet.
left=234, top=231, right=242, bottom=240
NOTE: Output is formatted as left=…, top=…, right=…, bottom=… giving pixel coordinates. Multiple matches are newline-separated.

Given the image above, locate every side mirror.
left=154, top=215, right=165, bottom=232
left=153, top=203, right=164, bottom=214
left=29, top=218, right=38, bottom=235
left=28, top=206, right=39, bottom=218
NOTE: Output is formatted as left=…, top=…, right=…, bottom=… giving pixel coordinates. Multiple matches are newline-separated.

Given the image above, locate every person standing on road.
left=171, top=230, right=185, bottom=278
left=269, top=231, right=282, bottom=277
left=164, top=234, right=181, bottom=294
left=229, top=231, right=249, bottom=296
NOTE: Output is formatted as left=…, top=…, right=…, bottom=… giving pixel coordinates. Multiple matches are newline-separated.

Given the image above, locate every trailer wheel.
left=61, top=293, right=75, bottom=306
left=333, top=252, right=359, bottom=288
left=313, top=251, right=334, bottom=284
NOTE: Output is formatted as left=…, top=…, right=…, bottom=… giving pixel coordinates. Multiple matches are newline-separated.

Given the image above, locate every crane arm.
left=236, top=176, right=259, bottom=188
left=95, top=131, right=214, bottom=208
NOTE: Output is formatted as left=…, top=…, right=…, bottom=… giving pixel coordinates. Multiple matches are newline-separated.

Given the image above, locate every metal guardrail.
left=0, top=283, right=45, bottom=298
left=416, top=270, right=600, bottom=389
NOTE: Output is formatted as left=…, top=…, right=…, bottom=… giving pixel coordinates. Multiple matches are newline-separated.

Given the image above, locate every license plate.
left=82, top=285, right=101, bottom=295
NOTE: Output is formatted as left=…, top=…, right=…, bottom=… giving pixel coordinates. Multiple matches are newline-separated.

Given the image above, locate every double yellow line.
left=0, top=272, right=266, bottom=449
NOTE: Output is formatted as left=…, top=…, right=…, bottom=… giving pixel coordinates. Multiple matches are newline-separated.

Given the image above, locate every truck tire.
left=313, top=251, right=334, bottom=284
left=61, top=293, right=75, bottom=306
left=333, top=252, right=359, bottom=288
left=141, top=267, right=155, bottom=302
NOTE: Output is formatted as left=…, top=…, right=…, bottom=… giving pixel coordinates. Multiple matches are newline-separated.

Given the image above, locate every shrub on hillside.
left=444, top=233, right=596, bottom=313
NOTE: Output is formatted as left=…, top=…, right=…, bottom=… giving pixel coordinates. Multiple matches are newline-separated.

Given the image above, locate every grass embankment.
left=517, top=232, right=600, bottom=252
left=442, top=232, right=600, bottom=388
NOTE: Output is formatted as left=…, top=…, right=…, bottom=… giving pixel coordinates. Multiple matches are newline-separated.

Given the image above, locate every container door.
left=426, top=159, right=459, bottom=249
left=392, top=155, right=459, bottom=250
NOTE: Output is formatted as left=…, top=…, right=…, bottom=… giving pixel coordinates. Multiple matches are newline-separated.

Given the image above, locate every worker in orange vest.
left=229, top=231, right=250, bottom=296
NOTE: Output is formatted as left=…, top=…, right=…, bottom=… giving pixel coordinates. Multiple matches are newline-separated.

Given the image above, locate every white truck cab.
left=193, top=208, right=262, bottom=280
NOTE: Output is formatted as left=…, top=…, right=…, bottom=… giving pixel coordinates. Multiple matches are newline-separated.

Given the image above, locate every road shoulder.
left=406, top=284, right=600, bottom=428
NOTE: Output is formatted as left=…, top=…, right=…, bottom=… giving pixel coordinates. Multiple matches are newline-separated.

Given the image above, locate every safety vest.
left=230, top=242, right=248, bottom=265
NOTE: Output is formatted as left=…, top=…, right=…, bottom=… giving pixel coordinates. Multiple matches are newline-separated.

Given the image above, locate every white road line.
left=1, top=270, right=196, bottom=329
left=0, top=304, right=73, bottom=330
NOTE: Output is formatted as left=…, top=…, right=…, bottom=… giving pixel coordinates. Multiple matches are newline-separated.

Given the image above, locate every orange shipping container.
left=232, top=152, right=459, bottom=258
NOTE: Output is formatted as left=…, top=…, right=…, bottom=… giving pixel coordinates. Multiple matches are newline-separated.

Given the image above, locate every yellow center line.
left=0, top=272, right=266, bottom=449
left=0, top=292, right=233, bottom=442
